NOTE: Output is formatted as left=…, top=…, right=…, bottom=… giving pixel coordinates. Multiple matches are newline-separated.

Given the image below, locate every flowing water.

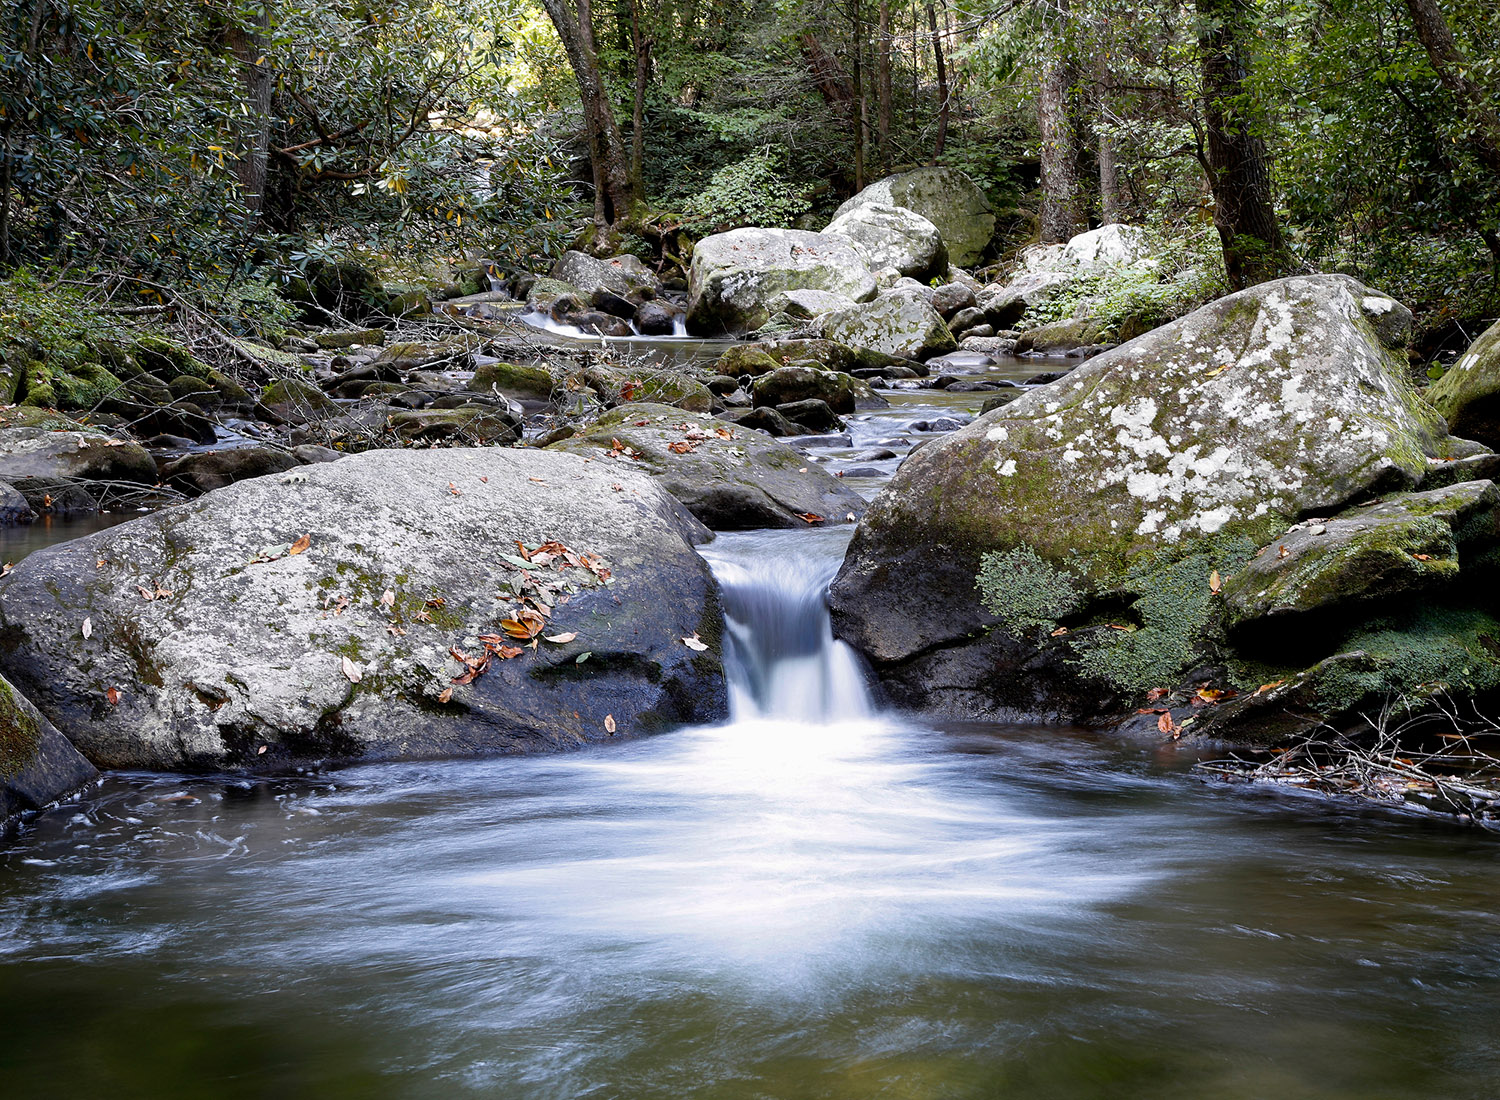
left=4, top=384, right=1500, bottom=1098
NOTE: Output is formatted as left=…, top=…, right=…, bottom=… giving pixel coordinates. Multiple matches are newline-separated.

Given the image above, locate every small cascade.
left=699, top=528, right=874, bottom=723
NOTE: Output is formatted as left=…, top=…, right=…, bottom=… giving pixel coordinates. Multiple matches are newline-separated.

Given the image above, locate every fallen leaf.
left=1157, top=711, right=1175, bottom=734
left=604, top=714, right=616, bottom=734
left=1195, top=687, right=1236, bottom=704
left=611, top=483, right=624, bottom=492
left=1, top=562, right=12, bottom=577
left=682, top=632, right=709, bottom=651
left=448, top=481, right=462, bottom=496
left=575, top=651, right=591, bottom=664
left=667, top=441, right=696, bottom=454
left=1255, top=679, right=1287, bottom=695
left=1145, top=687, right=1169, bottom=702
left=380, top=589, right=395, bottom=608
left=81, top=617, right=93, bottom=639
left=288, top=533, right=312, bottom=555
left=1277, top=544, right=1289, bottom=559
left=105, top=686, right=120, bottom=706
left=798, top=467, right=808, bottom=473
left=479, top=476, right=489, bottom=483
left=544, top=631, right=578, bottom=643
left=796, top=512, right=825, bottom=524
left=425, top=597, right=446, bottom=608
left=1050, top=626, right=1070, bottom=636
left=528, top=477, right=549, bottom=484
left=341, top=656, right=362, bottom=683
left=437, top=686, right=454, bottom=704
left=257, top=744, right=267, bottom=754
left=1209, top=569, right=1222, bottom=594
left=1412, top=553, right=1433, bottom=561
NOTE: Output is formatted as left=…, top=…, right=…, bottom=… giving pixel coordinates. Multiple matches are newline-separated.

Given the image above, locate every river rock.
left=634, top=301, right=678, bottom=335
left=468, top=360, right=557, bottom=404
left=547, top=403, right=865, bottom=529
left=0, top=672, right=97, bottom=825
left=160, top=445, right=301, bottom=496
left=822, top=202, right=949, bottom=283
left=386, top=406, right=523, bottom=444
left=0, top=448, right=727, bottom=769
left=1015, top=318, right=1109, bottom=356
left=1424, top=319, right=1500, bottom=448
left=830, top=275, right=1466, bottom=719
left=1061, top=223, right=1153, bottom=268
left=821, top=291, right=958, bottom=361
left=832, top=167, right=995, bottom=267
left=776, top=399, right=845, bottom=433
left=766, top=288, right=858, bottom=320
left=0, top=427, right=157, bottom=508
left=751, top=365, right=876, bottom=414
left=930, top=283, right=977, bottom=318
left=1220, top=481, right=1500, bottom=632
left=373, top=340, right=476, bottom=372
left=259, top=378, right=335, bottom=423
left=686, top=228, right=878, bottom=335
left=551, top=251, right=660, bottom=299
left=0, top=480, right=36, bottom=523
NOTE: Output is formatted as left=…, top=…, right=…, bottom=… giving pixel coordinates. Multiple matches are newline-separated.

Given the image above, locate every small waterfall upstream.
left=697, top=527, right=874, bottom=723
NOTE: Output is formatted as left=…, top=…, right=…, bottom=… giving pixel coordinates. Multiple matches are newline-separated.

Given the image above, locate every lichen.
left=976, top=544, right=1086, bottom=637
left=0, top=676, right=42, bottom=781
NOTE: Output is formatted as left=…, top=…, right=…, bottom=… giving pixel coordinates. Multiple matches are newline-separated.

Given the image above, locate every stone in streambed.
left=161, top=446, right=301, bottom=496
left=1424, top=319, right=1500, bottom=449
left=0, top=672, right=96, bottom=826
left=0, top=448, right=726, bottom=769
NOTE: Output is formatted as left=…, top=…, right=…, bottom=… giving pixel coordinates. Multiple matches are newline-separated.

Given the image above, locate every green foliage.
left=1070, top=537, right=1256, bottom=695
left=976, top=544, right=1086, bottom=637
left=680, top=148, right=811, bottom=233
left=1312, top=607, right=1500, bottom=716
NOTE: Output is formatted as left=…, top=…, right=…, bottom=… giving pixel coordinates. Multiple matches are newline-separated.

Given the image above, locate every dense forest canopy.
left=0, top=0, right=1495, bottom=338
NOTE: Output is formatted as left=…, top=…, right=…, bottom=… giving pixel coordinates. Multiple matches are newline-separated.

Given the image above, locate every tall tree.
left=1037, top=49, right=1085, bottom=241
left=1194, top=0, right=1289, bottom=287
left=538, top=0, right=636, bottom=240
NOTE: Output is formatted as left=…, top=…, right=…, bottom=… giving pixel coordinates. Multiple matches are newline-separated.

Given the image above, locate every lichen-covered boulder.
left=820, top=291, right=957, bottom=361
left=0, top=448, right=727, bottom=769
left=1061, top=223, right=1153, bottom=268
left=822, top=202, right=949, bottom=282
left=686, top=228, right=877, bottom=335
left=766, top=288, right=858, bottom=320
left=1015, top=317, right=1110, bottom=356
left=830, top=275, right=1464, bottom=718
left=1425, top=319, right=1500, bottom=448
left=551, top=251, right=660, bottom=299
left=0, top=427, right=157, bottom=506
left=0, top=672, right=97, bottom=825
left=1221, top=481, right=1500, bottom=631
left=833, top=167, right=995, bottom=267
left=547, top=403, right=866, bottom=529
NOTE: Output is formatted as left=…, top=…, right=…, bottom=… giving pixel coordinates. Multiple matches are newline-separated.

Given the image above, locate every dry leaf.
left=1412, top=553, right=1433, bottom=561
left=105, top=686, right=120, bottom=706
left=256, top=744, right=268, bottom=754
left=380, top=589, right=395, bottom=608
left=1277, top=544, right=1289, bottom=559
left=1145, top=687, right=1169, bottom=702
left=796, top=512, right=825, bottom=524
left=1208, top=569, right=1222, bottom=594
left=437, top=686, right=454, bottom=704
left=667, top=441, right=696, bottom=454
left=1157, top=712, right=1174, bottom=734
left=1050, top=626, right=1069, bottom=636
left=81, top=617, right=93, bottom=639
left=544, top=631, right=578, bottom=643
left=341, top=656, right=362, bottom=683
left=682, top=632, right=709, bottom=651
left=604, top=714, right=617, bottom=734
left=1255, top=679, right=1287, bottom=695
left=448, top=481, right=462, bottom=496
left=288, top=533, right=312, bottom=556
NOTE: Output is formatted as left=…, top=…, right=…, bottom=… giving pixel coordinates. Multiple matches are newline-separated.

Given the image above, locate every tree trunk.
left=1400, top=0, right=1500, bottom=175
left=927, top=1, right=949, bottom=162
left=1097, top=63, right=1122, bottom=224
left=628, top=0, right=652, bottom=191
left=1038, top=50, right=1085, bottom=243
left=849, top=0, right=866, bottom=191
left=539, top=0, right=635, bottom=232
left=876, top=0, right=892, bottom=174
left=1196, top=0, right=1289, bottom=289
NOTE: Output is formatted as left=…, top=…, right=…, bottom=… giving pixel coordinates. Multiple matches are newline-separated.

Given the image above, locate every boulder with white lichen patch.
left=830, top=274, right=1483, bottom=723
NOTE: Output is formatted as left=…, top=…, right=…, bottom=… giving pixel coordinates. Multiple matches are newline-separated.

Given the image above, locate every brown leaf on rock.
left=604, top=714, right=617, bottom=734
left=341, top=656, right=362, bottom=683
left=1254, top=680, right=1287, bottom=695
left=1209, top=569, right=1222, bottom=594
left=1145, top=687, right=1169, bottom=702
left=667, top=441, right=696, bottom=454
left=448, top=482, right=462, bottom=496
left=1157, top=711, right=1174, bottom=734
left=437, top=686, right=454, bottom=704
left=289, top=533, right=312, bottom=556
left=106, top=686, right=120, bottom=706
left=796, top=512, right=825, bottom=524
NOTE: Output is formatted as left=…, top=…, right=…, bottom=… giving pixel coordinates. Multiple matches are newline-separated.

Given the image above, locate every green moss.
left=1070, top=535, right=1257, bottom=694
left=0, top=676, right=42, bottom=781
left=976, top=545, right=1086, bottom=636
left=53, top=362, right=124, bottom=410
left=1311, top=606, right=1500, bottom=715
left=133, top=335, right=211, bottom=379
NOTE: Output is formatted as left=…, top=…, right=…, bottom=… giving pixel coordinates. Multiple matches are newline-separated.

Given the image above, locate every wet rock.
left=565, top=310, right=633, bottom=337
left=1023, top=370, right=1070, bottom=385
left=0, top=672, right=97, bottom=826
left=468, top=360, right=557, bottom=404
left=387, top=407, right=522, bottom=445
left=947, top=306, right=986, bottom=334
left=548, top=403, right=866, bottom=529
left=0, top=428, right=157, bottom=505
left=850, top=448, right=900, bottom=461
left=0, top=480, right=36, bottom=523
left=161, top=445, right=301, bottom=496
left=751, top=365, right=881, bottom=414
left=706, top=375, right=742, bottom=396
left=979, top=391, right=1026, bottom=414
left=930, top=282, right=978, bottom=318
left=373, top=340, right=476, bottom=372
left=590, top=287, right=637, bottom=318
left=315, top=329, right=386, bottom=351
left=0, top=448, right=725, bottom=769
left=634, top=301, right=678, bottom=335
left=551, top=251, right=661, bottom=299
left=720, top=406, right=798, bottom=437
left=259, top=378, right=335, bottom=424
left=1015, top=318, right=1109, bottom=356
left=776, top=398, right=845, bottom=433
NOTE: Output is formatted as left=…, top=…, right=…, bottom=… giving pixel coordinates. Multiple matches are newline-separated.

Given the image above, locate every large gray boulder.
left=1424, top=319, right=1500, bottom=448
left=547, top=404, right=867, bottom=529
left=832, top=167, right=995, bottom=267
left=686, top=228, right=877, bottom=335
left=550, top=251, right=661, bottom=299
left=0, top=448, right=728, bottom=769
left=1, top=672, right=97, bottom=826
left=821, top=291, right=958, bottom=361
left=830, top=275, right=1466, bottom=718
left=822, top=202, right=949, bottom=282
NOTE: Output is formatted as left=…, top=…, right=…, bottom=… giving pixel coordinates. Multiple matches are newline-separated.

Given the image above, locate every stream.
left=4, top=361, right=1500, bottom=1099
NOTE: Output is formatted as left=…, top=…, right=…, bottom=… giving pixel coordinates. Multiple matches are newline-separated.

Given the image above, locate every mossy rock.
left=315, top=328, right=387, bottom=350
left=386, top=407, right=522, bottom=445
left=0, top=672, right=98, bottom=822
left=1424, top=318, right=1500, bottom=448
left=134, top=335, right=211, bottom=380
left=260, top=378, right=334, bottom=421
left=468, top=360, right=557, bottom=402
left=0, top=406, right=93, bottom=432
left=206, top=368, right=251, bottom=407
left=1014, top=317, right=1109, bottom=354
left=169, top=375, right=218, bottom=402
left=713, top=346, right=781, bottom=379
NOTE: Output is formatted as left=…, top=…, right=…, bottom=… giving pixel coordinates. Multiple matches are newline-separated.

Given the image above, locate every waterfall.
left=698, top=528, right=874, bottom=723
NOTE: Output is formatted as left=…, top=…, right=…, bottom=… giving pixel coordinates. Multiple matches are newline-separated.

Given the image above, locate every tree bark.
left=225, top=2, right=273, bottom=215
left=627, top=0, right=652, bottom=191
left=850, top=0, right=866, bottom=191
left=876, top=0, right=892, bottom=174
left=539, top=0, right=636, bottom=231
left=1096, top=60, right=1122, bottom=223
left=1038, top=50, right=1085, bottom=243
left=1196, top=0, right=1290, bottom=288
left=927, top=1, right=949, bottom=162
left=1400, top=0, right=1500, bottom=175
